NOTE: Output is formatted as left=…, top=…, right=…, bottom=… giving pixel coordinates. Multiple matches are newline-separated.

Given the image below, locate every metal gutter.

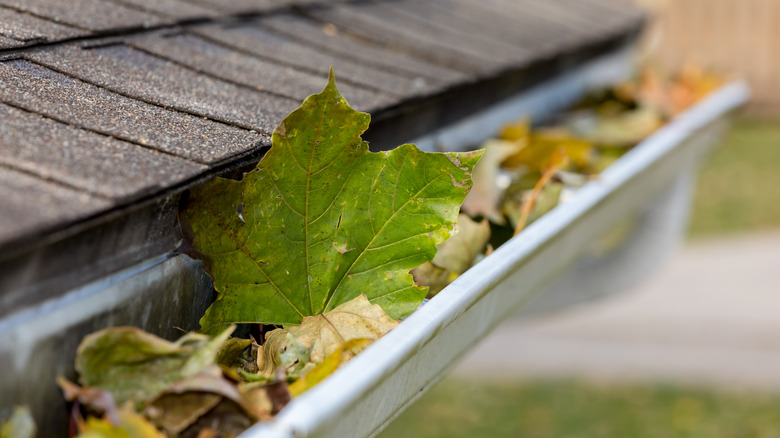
left=240, top=81, right=750, bottom=438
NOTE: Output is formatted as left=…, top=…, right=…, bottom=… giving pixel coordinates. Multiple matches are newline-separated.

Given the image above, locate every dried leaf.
left=145, top=392, right=221, bottom=435
left=461, top=139, right=522, bottom=224
left=179, top=70, right=481, bottom=333
left=76, top=326, right=234, bottom=406
left=499, top=117, right=531, bottom=142
left=0, top=406, right=36, bottom=438
left=58, top=377, right=120, bottom=424
left=578, top=107, right=663, bottom=147
left=256, top=295, right=397, bottom=380
left=504, top=182, right=564, bottom=233
left=76, top=404, right=164, bottom=438
left=288, top=338, right=371, bottom=397
left=216, top=338, right=258, bottom=380
left=412, top=214, right=490, bottom=296
left=502, top=134, right=592, bottom=171
left=177, top=400, right=252, bottom=438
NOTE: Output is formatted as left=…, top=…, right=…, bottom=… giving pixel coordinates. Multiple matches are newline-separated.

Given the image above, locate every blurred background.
left=380, top=1, right=780, bottom=437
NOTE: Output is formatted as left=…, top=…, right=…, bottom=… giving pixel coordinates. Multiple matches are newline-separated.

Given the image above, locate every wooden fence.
left=637, top=0, right=779, bottom=112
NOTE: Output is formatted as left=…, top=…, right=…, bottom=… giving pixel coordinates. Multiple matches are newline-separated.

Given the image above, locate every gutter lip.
left=239, top=80, right=751, bottom=438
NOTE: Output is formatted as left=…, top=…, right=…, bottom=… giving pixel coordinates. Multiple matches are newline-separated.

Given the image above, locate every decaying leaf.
left=58, top=376, right=120, bottom=425
left=216, top=338, right=258, bottom=380
left=180, top=70, right=481, bottom=333
left=574, top=106, right=664, bottom=147
left=288, top=338, right=371, bottom=397
left=76, top=403, right=164, bottom=438
left=412, top=214, right=491, bottom=296
left=501, top=134, right=592, bottom=171
left=504, top=181, right=564, bottom=234
left=0, top=406, right=36, bottom=438
left=461, top=139, right=522, bottom=224
left=143, top=365, right=273, bottom=434
left=256, top=295, right=398, bottom=380
left=76, top=326, right=234, bottom=406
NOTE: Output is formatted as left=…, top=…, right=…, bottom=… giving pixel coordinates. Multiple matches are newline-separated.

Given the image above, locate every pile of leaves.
left=1, top=65, right=722, bottom=437
left=412, top=64, right=725, bottom=296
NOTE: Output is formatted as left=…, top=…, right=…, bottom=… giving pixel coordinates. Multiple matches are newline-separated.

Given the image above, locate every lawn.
left=378, top=115, right=780, bottom=438
left=688, top=116, right=780, bottom=236
left=379, top=380, right=780, bottom=438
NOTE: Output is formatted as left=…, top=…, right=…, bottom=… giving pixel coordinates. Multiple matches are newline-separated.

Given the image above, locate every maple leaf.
left=180, top=70, right=481, bottom=332
left=412, top=214, right=491, bottom=296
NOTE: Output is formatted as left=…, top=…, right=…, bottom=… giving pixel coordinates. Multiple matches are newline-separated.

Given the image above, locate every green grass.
left=688, top=116, right=780, bottom=236
left=379, top=379, right=780, bottom=438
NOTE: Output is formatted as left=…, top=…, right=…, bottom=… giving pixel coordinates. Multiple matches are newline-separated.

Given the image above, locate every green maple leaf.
left=180, top=70, right=482, bottom=333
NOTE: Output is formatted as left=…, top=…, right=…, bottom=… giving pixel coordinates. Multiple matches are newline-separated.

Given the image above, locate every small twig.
left=514, top=157, right=568, bottom=236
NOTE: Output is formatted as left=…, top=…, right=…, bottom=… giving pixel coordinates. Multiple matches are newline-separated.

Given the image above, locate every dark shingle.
left=0, top=0, right=163, bottom=32
left=0, top=6, right=85, bottom=45
left=356, top=1, right=532, bottom=63
left=193, top=22, right=425, bottom=98
left=0, top=102, right=207, bottom=199
left=0, top=167, right=111, bottom=243
left=378, top=0, right=564, bottom=55
left=129, top=31, right=396, bottom=111
left=174, top=0, right=298, bottom=15
left=0, top=59, right=265, bottom=164
left=255, top=14, right=468, bottom=86
left=28, top=43, right=299, bottom=131
left=107, top=0, right=221, bottom=20
left=304, top=4, right=495, bottom=74
left=0, top=35, right=23, bottom=49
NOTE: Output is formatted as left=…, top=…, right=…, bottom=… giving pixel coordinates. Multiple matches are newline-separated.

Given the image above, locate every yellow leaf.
left=499, top=117, right=531, bottom=142
left=288, top=338, right=371, bottom=397
left=502, top=134, right=592, bottom=171
left=77, top=404, right=164, bottom=438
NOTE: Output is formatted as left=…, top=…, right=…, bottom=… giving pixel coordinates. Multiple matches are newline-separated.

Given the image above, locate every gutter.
left=239, top=81, right=750, bottom=438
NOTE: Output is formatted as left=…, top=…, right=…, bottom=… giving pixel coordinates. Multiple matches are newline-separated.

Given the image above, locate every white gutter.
left=241, top=80, right=750, bottom=438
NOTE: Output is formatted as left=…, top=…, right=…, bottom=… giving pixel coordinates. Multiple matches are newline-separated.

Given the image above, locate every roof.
left=0, top=0, right=644, bottom=309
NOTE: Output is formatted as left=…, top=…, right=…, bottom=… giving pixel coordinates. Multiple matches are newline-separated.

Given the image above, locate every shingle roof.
left=0, top=0, right=644, bottom=307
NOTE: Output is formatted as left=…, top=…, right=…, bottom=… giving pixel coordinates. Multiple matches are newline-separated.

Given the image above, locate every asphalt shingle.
left=129, top=31, right=396, bottom=111
left=28, top=43, right=299, bottom=131
left=0, top=59, right=265, bottom=164
left=0, top=6, right=84, bottom=46
left=257, top=14, right=468, bottom=86
left=0, top=167, right=111, bottom=244
left=0, top=102, right=207, bottom=199
left=193, top=21, right=423, bottom=98
left=303, top=4, right=494, bottom=74
left=0, top=0, right=163, bottom=32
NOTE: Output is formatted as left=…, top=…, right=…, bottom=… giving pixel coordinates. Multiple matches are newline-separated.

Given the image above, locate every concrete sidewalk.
left=454, top=232, right=780, bottom=390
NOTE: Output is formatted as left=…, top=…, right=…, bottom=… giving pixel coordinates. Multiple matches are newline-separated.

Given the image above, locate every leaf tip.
left=327, top=66, right=338, bottom=94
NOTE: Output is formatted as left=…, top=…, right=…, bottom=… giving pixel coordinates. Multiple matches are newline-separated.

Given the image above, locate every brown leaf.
left=255, top=295, right=398, bottom=381
left=57, top=377, right=120, bottom=425
left=288, top=338, right=371, bottom=397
